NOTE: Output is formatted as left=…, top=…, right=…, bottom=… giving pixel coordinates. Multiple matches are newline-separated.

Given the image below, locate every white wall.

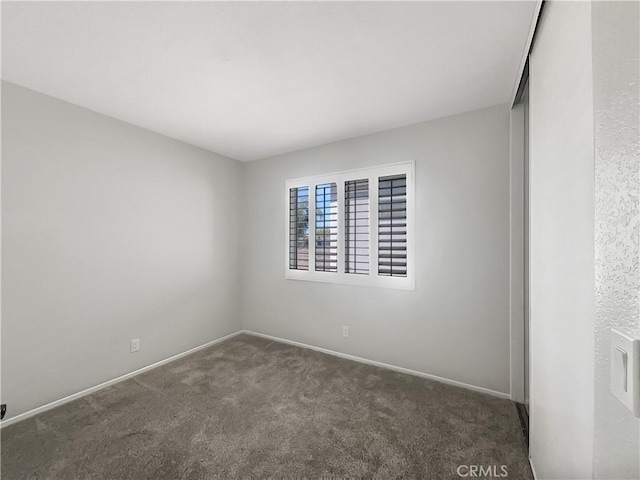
left=592, top=1, right=640, bottom=477
left=1, top=81, right=244, bottom=420
left=528, top=2, right=595, bottom=478
left=242, top=104, right=512, bottom=396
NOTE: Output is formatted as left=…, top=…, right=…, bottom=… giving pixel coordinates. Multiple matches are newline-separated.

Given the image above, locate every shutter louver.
left=345, top=179, right=369, bottom=274
left=315, top=183, right=338, bottom=272
left=289, top=186, right=309, bottom=270
left=378, top=174, right=407, bottom=277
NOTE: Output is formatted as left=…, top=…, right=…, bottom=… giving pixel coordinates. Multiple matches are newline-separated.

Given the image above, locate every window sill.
left=285, top=270, right=415, bottom=290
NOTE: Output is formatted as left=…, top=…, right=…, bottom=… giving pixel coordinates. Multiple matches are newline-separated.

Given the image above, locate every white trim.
left=509, top=104, right=526, bottom=403
left=529, top=456, right=538, bottom=480
left=509, top=1, right=543, bottom=108
left=2, top=329, right=511, bottom=428
left=0, top=330, right=244, bottom=428
left=336, top=178, right=346, bottom=276
left=309, top=185, right=316, bottom=270
left=369, top=172, right=378, bottom=277
left=243, top=330, right=510, bottom=400
left=285, top=161, right=415, bottom=290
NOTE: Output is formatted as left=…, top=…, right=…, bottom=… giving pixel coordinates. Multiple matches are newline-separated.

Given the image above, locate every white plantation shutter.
left=285, top=162, right=413, bottom=289
left=315, top=183, right=338, bottom=272
left=345, top=179, right=369, bottom=274
left=289, top=186, right=309, bottom=270
left=378, top=174, right=407, bottom=277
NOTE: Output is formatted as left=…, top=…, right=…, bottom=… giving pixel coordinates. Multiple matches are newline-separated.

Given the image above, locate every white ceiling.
left=2, top=1, right=536, bottom=161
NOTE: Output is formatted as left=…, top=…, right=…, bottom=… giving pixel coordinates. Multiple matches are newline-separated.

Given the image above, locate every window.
left=285, top=162, right=414, bottom=289
left=289, top=186, right=309, bottom=270
left=378, top=174, right=407, bottom=277
left=315, top=183, right=338, bottom=272
left=345, top=179, right=369, bottom=275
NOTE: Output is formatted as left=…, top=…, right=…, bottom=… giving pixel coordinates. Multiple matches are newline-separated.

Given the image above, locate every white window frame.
left=284, top=161, right=415, bottom=290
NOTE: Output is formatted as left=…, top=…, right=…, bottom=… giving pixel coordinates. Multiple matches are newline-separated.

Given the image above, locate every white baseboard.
left=0, top=330, right=244, bottom=428
left=3, top=329, right=510, bottom=428
left=529, top=455, right=538, bottom=480
left=242, top=330, right=511, bottom=400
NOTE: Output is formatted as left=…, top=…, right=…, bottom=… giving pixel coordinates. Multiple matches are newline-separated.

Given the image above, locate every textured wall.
left=592, top=1, right=640, bottom=477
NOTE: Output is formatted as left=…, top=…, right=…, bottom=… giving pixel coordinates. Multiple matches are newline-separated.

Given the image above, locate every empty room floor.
left=1, top=334, right=531, bottom=479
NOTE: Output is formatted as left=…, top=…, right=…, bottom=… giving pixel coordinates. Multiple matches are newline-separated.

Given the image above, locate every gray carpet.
left=1, top=334, right=532, bottom=479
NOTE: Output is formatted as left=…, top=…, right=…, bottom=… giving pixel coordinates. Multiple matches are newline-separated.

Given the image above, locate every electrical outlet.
left=130, top=338, right=140, bottom=353
left=343, top=326, right=349, bottom=338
